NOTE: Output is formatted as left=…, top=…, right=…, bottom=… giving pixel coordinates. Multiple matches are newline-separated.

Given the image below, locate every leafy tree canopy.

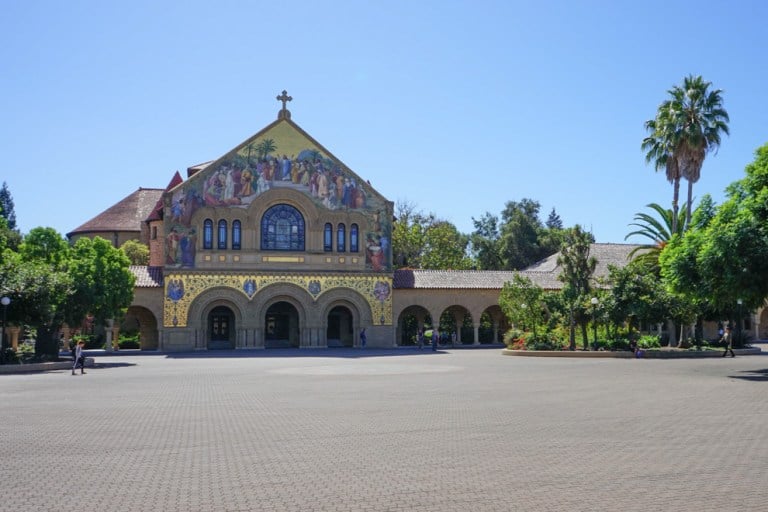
left=120, top=239, right=150, bottom=266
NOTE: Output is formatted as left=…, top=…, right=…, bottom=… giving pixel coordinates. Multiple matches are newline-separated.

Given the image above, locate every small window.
left=350, top=224, right=359, bottom=253
left=151, top=226, right=157, bottom=240
left=232, top=220, right=241, bottom=250
left=203, top=219, right=213, bottom=249
left=218, top=220, right=227, bottom=250
left=324, top=223, right=333, bottom=252
left=337, top=223, right=346, bottom=253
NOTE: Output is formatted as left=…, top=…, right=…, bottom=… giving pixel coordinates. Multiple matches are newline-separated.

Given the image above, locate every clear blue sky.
left=2, top=0, right=766, bottom=244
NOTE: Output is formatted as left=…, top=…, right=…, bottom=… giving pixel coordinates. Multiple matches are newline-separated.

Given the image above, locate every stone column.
left=104, top=319, right=114, bottom=352
left=7, top=326, right=21, bottom=351
left=473, top=323, right=480, bottom=345
left=112, top=325, right=120, bottom=350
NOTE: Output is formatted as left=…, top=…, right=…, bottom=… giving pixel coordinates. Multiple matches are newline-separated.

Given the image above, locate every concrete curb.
left=0, top=357, right=95, bottom=374
left=502, top=348, right=763, bottom=358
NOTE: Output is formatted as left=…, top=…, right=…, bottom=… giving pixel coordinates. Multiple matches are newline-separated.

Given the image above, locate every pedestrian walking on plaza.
left=417, top=328, right=424, bottom=349
left=360, top=328, right=367, bottom=348
left=721, top=326, right=735, bottom=358
left=72, top=340, right=86, bottom=375
left=431, top=329, right=438, bottom=351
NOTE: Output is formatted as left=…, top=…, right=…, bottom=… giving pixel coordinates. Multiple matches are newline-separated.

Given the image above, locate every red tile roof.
left=146, top=171, right=184, bottom=222
left=67, top=188, right=164, bottom=237
left=393, top=244, right=644, bottom=290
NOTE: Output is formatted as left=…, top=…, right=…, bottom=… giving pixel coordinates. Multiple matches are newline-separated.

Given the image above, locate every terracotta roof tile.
left=67, top=188, right=164, bottom=237
left=393, top=244, right=644, bottom=290
left=146, top=171, right=184, bottom=222
left=130, top=266, right=164, bottom=288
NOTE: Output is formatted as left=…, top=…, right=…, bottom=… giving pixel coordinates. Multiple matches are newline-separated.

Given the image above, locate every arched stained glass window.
left=261, top=204, right=305, bottom=251
left=337, top=223, right=346, bottom=253
left=324, top=223, right=333, bottom=252
left=218, top=220, right=227, bottom=249
left=350, top=223, right=359, bottom=253
left=203, top=219, right=213, bottom=249
left=232, top=220, right=241, bottom=250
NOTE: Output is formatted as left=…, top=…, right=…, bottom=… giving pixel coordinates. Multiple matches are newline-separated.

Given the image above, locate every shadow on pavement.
left=730, top=368, right=768, bottom=382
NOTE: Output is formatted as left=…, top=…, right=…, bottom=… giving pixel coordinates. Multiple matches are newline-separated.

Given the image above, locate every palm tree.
left=625, top=202, right=687, bottom=266
left=666, top=76, right=729, bottom=227
left=642, top=114, right=682, bottom=233
left=643, top=75, right=729, bottom=231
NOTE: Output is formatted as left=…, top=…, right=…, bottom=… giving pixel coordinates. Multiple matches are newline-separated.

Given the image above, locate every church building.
left=67, top=92, right=768, bottom=350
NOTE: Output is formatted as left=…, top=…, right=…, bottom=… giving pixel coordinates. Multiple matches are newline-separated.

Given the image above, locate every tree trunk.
left=580, top=322, right=589, bottom=350
left=685, top=178, right=694, bottom=230
left=568, top=307, right=576, bottom=351
left=671, top=177, right=681, bottom=234
left=34, top=324, right=59, bottom=361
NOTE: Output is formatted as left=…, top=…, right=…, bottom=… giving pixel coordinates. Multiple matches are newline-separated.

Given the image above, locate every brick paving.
left=1, top=348, right=767, bottom=511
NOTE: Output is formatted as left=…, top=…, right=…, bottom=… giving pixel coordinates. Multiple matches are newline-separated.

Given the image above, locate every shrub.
left=118, top=333, right=140, bottom=349
left=637, top=335, right=661, bottom=349
left=608, top=339, right=632, bottom=351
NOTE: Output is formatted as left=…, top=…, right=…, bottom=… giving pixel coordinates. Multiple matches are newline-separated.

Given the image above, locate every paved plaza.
left=1, top=348, right=767, bottom=511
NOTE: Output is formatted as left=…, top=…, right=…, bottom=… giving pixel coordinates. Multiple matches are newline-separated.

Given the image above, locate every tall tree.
left=120, top=240, right=150, bottom=266
left=667, top=76, right=729, bottom=228
left=0, top=182, right=17, bottom=231
left=421, top=221, right=472, bottom=270
left=642, top=107, right=683, bottom=233
left=546, top=208, right=563, bottom=229
left=470, top=212, right=502, bottom=270
left=499, top=199, right=545, bottom=270
left=643, top=75, right=729, bottom=231
left=557, top=225, right=597, bottom=350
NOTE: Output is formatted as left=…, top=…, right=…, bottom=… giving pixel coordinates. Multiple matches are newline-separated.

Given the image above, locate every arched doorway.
left=265, top=301, right=300, bottom=348
left=208, top=305, right=235, bottom=350
left=327, top=305, right=354, bottom=347
left=397, top=306, right=431, bottom=346
left=123, top=306, right=159, bottom=350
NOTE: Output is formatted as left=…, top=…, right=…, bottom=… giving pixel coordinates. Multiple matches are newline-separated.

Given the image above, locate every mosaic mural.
left=165, top=121, right=392, bottom=271
left=163, top=272, right=393, bottom=328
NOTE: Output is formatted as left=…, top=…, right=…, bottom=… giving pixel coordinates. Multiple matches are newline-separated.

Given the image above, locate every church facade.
left=67, top=93, right=768, bottom=350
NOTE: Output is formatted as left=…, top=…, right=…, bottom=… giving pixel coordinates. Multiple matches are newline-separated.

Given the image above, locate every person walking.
left=431, top=329, right=438, bottom=352
left=360, top=328, right=367, bottom=349
left=721, top=326, right=735, bottom=358
left=72, top=340, right=86, bottom=375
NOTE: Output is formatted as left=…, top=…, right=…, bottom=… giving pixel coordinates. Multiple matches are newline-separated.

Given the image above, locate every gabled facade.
left=71, top=94, right=768, bottom=351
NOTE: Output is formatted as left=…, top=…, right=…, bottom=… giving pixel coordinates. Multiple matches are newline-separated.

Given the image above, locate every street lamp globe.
left=591, top=297, right=598, bottom=306
left=0, top=297, right=9, bottom=307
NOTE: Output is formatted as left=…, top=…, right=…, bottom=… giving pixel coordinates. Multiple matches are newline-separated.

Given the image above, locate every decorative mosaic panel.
left=164, top=273, right=392, bottom=328
left=165, top=121, right=392, bottom=272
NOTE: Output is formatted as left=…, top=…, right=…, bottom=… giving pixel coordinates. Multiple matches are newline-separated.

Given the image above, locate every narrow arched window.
left=337, top=223, right=346, bottom=253
left=203, top=219, right=213, bottom=249
left=324, top=223, right=333, bottom=252
left=218, top=220, right=227, bottom=249
left=350, top=224, right=359, bottom=253
left=261, top=204, right=305, bottom=251
left=232, top=220, right=241, bottom=250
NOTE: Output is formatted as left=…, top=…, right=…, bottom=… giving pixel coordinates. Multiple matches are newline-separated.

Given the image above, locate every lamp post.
left=1, top=296, right=10, bottom=353
left=737, top=298, right=743, bottom=346
left=590, top=297, right=599, bottom=350
left=520, top=303, right=526, bottom=333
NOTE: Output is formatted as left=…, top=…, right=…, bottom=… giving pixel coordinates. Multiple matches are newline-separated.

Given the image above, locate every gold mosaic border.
left=164, top=273, right=393, bottom=328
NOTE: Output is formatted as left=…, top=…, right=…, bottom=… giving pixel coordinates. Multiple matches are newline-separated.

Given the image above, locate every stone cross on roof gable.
left=276, top=90, right=292, bottom=119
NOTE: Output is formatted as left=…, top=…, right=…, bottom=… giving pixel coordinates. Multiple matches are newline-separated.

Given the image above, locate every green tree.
left=421, top=221, right=472, bottom=270
left=546, top=208, right=563, bottom=229
left=498, top=274, right=545, bottom=337
left=19, top=227, right=71, bottom=269
left=120, top=239, right=150, bottom=266
left=470, top=212, right=502, bottom=270
left=499, top=199, right=544, bottom=270
left=0, top=181, right=17, bottom=231
left=557, top=225, right=597, bottom=350
left=66, top=237, right=135, bottom=326
left=624, top=202, right=688, bottom=266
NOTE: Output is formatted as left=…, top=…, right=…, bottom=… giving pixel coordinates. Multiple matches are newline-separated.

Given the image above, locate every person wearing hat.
left=720, top=326, right=735, bottom=358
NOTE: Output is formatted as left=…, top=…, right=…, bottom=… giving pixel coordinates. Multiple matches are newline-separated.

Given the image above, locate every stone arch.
left=187, top=287, right=247, bottom=350
left=316, top=288, right=373, bottom=348
left=123, top=306, right=159, bottom=350
left=396, top=305, right=432, bottom=346
left=759, top=306, right=768, bottom=340
left=438, top=305, right=474, bottom=345
left=253, top=283, right=312, bottom=348
left=479, top=305, right=507, bottom=344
